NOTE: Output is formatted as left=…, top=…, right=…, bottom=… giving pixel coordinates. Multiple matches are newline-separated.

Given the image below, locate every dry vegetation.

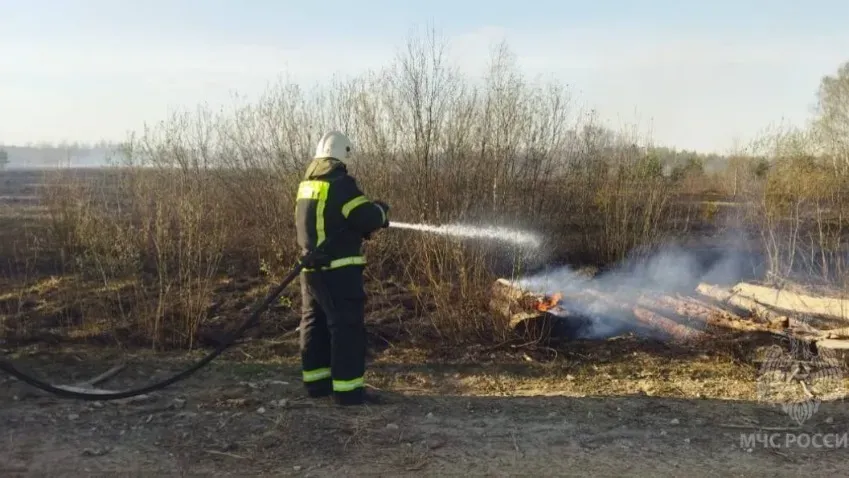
left=2, top=32, right=849, bottom=351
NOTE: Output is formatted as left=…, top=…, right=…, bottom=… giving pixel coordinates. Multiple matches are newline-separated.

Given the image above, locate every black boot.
left=333, top=388, right=384, bottom=406
left=305, top=380, right=332, bottom=398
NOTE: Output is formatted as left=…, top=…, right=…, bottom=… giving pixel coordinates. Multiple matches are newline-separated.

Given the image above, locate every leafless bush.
left=36, top=31, right=717, bottom=346
left=746, top=123, right=849, bottom=286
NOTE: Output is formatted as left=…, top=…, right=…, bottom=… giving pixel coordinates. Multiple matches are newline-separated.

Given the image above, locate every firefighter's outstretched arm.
left=337, top=176, right=388, bottom=236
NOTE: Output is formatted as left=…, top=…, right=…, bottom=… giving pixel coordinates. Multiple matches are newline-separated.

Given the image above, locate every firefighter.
left=295, top=130, right=389, bottom=406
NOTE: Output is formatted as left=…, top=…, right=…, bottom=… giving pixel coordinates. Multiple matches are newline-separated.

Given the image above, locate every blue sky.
left=2, top=0, right=848, bottom=153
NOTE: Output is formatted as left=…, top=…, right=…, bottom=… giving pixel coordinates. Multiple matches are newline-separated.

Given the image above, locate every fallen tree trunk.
left=632, top=306, right=706, bottom=342
left=815, top=339, right=849, bottom=365
left=635, top=294, right=765, bottom=334
left=490, top=279, right=558, bottom=339
left=633, top=306, right=704, bottom=341
left=580, top=289, right=706, bottom=342
left=819, top=327, right=849, bottom=340
left=696, top=283, right=790, bottom=329
left=636, top=294, right=726, bottom=323
left=731, top=282, right=849, bottom=323
left=490, top=278, right=556, bottom=319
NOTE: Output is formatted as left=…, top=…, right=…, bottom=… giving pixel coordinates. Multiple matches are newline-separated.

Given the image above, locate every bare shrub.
left=36, top=30, right=726, bottom=347
left=742, top=117, right=849, bottom=288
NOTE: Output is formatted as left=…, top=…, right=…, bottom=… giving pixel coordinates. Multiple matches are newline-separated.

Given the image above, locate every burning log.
left=536, top=293, right=563, bottom=312
left=490, top=278, right=557, bottom=338
left=491, top=278, right=542, bottom=316
left=490, top=279, right=588, bottom=339
left=490, top=279, right=561, bottom=313
left=491, top=278, right=707, bottom=342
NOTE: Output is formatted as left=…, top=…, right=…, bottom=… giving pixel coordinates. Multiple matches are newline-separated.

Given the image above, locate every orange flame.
left=534, top=293, right=562, bottom=312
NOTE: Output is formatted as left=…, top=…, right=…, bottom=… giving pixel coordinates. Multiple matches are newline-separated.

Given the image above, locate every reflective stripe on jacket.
left=295, top=157, right=385, bottom=270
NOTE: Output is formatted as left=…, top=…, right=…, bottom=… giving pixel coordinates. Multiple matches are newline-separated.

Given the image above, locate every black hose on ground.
left=0, top=245, right=321, bottom=401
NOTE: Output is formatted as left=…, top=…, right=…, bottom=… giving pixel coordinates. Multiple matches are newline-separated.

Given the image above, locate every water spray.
left=389, top=221, right=542, bottom=249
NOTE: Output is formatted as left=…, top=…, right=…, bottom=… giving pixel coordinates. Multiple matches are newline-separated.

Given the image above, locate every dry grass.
left=2, top=33, right=849, bottom=352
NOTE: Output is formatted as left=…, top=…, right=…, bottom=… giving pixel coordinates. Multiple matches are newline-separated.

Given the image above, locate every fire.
left=534, top=292, right=562, bottom=312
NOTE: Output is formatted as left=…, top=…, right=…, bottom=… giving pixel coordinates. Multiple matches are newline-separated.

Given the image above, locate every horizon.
left=2, top=0, right=848, bottom=155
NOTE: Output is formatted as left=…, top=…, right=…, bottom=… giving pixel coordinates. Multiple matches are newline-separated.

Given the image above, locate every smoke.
left=389, top=221, right=543, bottom=249
left=512, top=235, right=757, bottom=340
left=387, top=218, right=760, bottom=341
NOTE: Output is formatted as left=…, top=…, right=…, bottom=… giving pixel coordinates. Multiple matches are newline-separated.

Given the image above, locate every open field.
left=3, top=162, right=849, bottom=476
left=3, top=48, right=849, bottom=475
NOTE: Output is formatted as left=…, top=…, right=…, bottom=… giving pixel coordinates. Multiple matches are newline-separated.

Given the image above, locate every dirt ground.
left=2, top=335, right=849, bottom=477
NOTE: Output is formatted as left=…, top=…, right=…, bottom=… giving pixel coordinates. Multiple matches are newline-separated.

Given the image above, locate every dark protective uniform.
left=295, top=156, right=388, bottom=405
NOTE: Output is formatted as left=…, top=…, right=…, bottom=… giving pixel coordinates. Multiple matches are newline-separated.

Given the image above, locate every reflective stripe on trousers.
left=302, top=255, right=366, bottom=272
left=302, top=367, right=331, bottom=382
left=333, top=376, right=364, bottom=392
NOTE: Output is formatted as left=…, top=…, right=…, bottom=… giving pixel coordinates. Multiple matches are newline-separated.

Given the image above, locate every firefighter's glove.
left=374, top=200, right=390, bottom=228
left=300, top=250, right=330, bottom=269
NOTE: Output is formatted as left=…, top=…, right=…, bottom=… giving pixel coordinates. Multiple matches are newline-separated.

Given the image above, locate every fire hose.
left=0, top=233, right=343, bottom=401
left=1, top=219, right=534, bottom=400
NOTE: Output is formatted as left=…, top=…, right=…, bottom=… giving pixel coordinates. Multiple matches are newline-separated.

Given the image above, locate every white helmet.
left=314, top=130, right=353, bottom=161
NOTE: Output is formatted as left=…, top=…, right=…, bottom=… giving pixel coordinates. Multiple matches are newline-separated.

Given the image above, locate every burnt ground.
left=3, top=169, right=849, bottom=476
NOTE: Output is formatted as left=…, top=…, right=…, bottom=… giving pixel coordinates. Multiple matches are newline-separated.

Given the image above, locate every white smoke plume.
left=512, top=237, right=757, bottom=340
left=387, top=218, right=756, bottom=340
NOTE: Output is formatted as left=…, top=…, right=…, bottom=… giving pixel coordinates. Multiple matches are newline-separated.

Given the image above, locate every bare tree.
left=387, top=25, right=460, bottom=220
left=814, top=61, right=849, bottom=174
